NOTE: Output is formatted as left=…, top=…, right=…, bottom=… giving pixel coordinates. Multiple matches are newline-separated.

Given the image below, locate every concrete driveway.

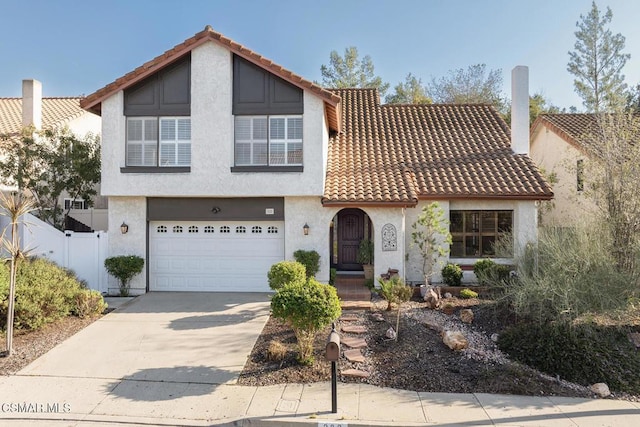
left=19, top=292, right=271, bottom=384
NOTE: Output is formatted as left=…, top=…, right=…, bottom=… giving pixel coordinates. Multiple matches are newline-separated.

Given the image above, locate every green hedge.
left=0, top=258, right=106, bottom=331
left=267, top=261, right=306, bottom=290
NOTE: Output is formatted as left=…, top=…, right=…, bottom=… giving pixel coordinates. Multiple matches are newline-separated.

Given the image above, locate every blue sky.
left=1, top=0, right=639, bottom=110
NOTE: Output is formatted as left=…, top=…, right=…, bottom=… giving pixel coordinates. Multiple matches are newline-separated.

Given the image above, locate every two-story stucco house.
left=80, top=26, right=552, bottom=295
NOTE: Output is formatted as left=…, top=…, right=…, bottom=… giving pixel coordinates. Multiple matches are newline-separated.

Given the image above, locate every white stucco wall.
left=106, top=196, right=147, bottom=295
left=404, top=199, right=538, bottom=284
left=530, top=125, right=595, bottom=225
left=100, top=41, right=327, bottom=198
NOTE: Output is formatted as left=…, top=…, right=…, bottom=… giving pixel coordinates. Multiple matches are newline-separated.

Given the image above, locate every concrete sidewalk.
left=0, top=379, right=639, bottom=426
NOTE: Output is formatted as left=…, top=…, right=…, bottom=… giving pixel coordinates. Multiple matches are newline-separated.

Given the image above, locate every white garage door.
left=149, top=221, right=284, bottom=292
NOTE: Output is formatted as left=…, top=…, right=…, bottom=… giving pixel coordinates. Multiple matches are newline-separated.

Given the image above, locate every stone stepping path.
left=344, top=349, right=365, bottom=363
left=341, top=368, right=370, bottom=378
left=342, top=325, right=367, bottom=334
left=340, top=314, right=360, bottom=322
left=341, top=336, right=367, bottom=349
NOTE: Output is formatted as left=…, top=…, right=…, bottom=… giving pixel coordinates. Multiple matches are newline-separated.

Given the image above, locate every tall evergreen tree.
left=320, top=47, right=389, bottom=97
left=567, top=1, right=630, bottom=112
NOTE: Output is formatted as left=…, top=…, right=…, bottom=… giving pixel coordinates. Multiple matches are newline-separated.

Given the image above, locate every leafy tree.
left=385, top=73, right=431, bottom=104
left=426, top=64, right=505, bottom=112
left=320, top=46, right=390, bottom=97
left=503, top=92, right=562, bottom=125
left=0, top=127, right=101, bottom=230
left=626, top=83, right=640, bottom=113
left=410, top=202, right=452, bottom=285
left=567, top=1, right=630, bottom=112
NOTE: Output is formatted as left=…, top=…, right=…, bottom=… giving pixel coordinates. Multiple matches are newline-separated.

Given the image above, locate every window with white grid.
left=234, top=115, right=302, bottom=167
left=126, top=117, right=190, bottom=167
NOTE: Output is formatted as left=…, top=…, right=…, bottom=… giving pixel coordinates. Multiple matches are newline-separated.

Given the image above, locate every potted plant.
left=357, top=239, right=374, bottom=280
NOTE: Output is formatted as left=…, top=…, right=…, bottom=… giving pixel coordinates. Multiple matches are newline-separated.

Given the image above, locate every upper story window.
left=127, top=117, right=191, bottom=167
left=234, top=116, right=302, bottom=166
left=64, top=198, right=88, bottom=210
left=450, top=210, right=513, bottom=258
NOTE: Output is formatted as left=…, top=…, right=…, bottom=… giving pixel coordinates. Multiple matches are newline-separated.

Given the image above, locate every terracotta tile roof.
left=0, top=97, right=85, bottom=136
left=323, top=89, right=553, bottom=205
left=530, top=114, right=601, bottom=150
left=80, top=25, right=342, bottom=132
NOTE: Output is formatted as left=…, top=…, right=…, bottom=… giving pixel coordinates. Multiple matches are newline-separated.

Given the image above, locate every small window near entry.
left=252, top=226, right=262, bottom=234
left=267, top=226, right=278, bottom=234
left=157, top=225, right=167, bottom=233
left=577, top=159, right=584, bottom=192
left=220, top=226, right=230, bottom=233
left=236, top=226, right=246, bottom=233
left=449, top=210, right=513, bottom=257
left=188, top=226, right=198, bottom=233
left=173, top=225, right=183, bottom=233
left=204, top=226, right=214, bottom=233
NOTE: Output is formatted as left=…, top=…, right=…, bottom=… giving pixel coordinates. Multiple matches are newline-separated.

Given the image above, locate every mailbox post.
left=326, top=322, right=341, bottom=413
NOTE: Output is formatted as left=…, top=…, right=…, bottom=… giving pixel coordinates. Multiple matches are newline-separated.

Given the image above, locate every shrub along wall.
left=0, top=258, right=106, bottom=331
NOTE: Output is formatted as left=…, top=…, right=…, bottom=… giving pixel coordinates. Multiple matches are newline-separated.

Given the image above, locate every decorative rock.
left=424, top=321, right=444, bottom=333
left=371, top=312, right=385, bottom=322
left=491, top=333, right=499, bottom=342
left=442, top=330, right=468, bottom=351
left=590, top=383, right=611, bottom=398
left=341, top=336, right=367, bottom=349
left=344, top=349, right=365, bottom=363
left=423, top=288, right=440, bottom=309
left=342, top=325, right=367, bottom=334
left=385, top=327, right=397, bottom=340
left=460, top=309, right=474, bottom=324
left=341, top=369, right=370, bottom=378
left=628, top=332, right=640, bottom=349
left=444, top=292, right=452, bottom=299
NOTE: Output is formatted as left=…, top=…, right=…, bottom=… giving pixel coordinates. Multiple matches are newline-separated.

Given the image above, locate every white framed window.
left=64, top=198, right=88, bottom=210
left=234, top=115, right=302, bottom=167
left=127, top=117, right=190, bottom=167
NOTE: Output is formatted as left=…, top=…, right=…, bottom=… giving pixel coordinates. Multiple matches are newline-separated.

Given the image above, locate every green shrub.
left=104, top=255, right=144, bottom=296
left=498, top=322, right=640, bottom=394
left=74, top=289, right=108, bottom=318
left=267, top=261, right=306, bottom=291
left=293, top=250, right=320, bottom=278
left=271, top=278, right=341, bottom=365
left=377, top=277, right=412, bottom=311
left=0, top=258, right=89, bottom=331
left=473, top=259, right=496, bottom=284
left=356, top=239, right=374, bottom=264
left=459, top=288, right=478, bottom=299
left=441, top=263, right=463, bottom=286
left=329, top=268, right=337, bottom=286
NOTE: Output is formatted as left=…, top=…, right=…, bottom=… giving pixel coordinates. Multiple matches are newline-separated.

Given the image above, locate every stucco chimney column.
left=22, top=79, right=42, bottom=130
left=511, top=66, right=529, bottom=155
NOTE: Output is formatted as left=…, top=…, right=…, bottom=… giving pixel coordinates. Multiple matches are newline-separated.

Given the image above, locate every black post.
left=331, top=360, right=337, bottom=413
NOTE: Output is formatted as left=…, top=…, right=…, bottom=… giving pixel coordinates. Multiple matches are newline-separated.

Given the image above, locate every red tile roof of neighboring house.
left=323, top=89, right=553, bottom=206
left=80, top=25, right=342, bottom=132
left=0, top=97, right=86, bottom=136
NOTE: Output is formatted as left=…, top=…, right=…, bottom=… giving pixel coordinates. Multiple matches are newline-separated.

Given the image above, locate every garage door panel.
left=149, top=221, right=284, bottom=292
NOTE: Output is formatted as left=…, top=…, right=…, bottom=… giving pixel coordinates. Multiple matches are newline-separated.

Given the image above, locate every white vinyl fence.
left=1, top=213, right=109, bottom=293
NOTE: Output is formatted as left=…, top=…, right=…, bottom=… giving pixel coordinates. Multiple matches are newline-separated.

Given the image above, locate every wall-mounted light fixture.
left=120, top=222, right=129, bottom=234
left=211, top=206, right=221, bottom=214
left=303, top=223, right=310, bottom=235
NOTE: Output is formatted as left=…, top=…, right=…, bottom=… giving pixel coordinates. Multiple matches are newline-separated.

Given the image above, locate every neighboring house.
left=80, top=26, right=552, bottom=295
left=530, top=114, right=603, bottom=225
left=0, top=80, right=107, bottom=231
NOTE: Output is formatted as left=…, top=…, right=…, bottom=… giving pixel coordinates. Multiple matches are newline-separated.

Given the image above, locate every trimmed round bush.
left=271, top=278, right=341, bottom=365
left=441, top=263, right=463, bottom=286
left=473, top=259, right=496, bottom=284
left=459, top=288, right=478, bottom=299
left=293, top=250, right=320, bottom=278
left=104, top=255, right=144, bottom=296
left=267, top=261, right=306, bottom=290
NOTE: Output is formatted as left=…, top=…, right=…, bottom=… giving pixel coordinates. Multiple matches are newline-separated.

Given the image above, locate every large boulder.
left=590, top=383, right=611, bottom=398
left=460, top=309, right=474, bottom=324
left=442, top=330, right=468, bottom=351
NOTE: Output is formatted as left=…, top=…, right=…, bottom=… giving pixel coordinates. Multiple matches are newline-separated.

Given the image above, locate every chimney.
left=22, top=79, right=42, bottom=131
left=511, top=66, right=529, bottom=155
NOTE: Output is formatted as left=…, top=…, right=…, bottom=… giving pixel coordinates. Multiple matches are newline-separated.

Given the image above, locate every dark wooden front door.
left=337, top=209, right=365, bottom=270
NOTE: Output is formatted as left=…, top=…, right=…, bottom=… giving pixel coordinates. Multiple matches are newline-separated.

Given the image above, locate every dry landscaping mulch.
left=0, top=316, right=101, bottom=376
left=238, top=296, right=606, bottom=399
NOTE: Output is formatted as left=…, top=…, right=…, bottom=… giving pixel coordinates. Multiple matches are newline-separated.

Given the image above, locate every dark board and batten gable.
left=233, top=54, right=303, bottom=115
left=124, top=54, right=191, bottom=116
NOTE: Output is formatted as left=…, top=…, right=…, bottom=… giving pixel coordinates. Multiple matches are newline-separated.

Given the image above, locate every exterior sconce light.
left=120, top=222, right=129, bottom=234
left=303, top=223, right=310, bottom=236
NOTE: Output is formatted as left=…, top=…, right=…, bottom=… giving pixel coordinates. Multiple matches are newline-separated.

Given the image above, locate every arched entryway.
left=330, top=208, right=372, bottom=271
